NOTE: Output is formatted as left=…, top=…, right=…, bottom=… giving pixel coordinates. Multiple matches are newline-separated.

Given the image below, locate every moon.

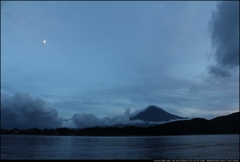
left=43, top=40, right=47, bottom=44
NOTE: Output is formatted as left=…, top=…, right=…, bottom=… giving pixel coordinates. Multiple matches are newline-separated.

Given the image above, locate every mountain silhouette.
left=207, top=111, right=239, bottom=134
left=130, top=105, right=187, bottom=122
left=151, top=111, right=239, bottom=135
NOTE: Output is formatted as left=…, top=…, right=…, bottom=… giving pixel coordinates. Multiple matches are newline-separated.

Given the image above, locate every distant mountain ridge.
left=130, top=105, right=187, bottom=122
left=151, top=111, right=239, bottom=135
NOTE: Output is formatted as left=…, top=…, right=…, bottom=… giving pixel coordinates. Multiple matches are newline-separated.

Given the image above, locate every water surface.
left=1, top=134, right=239, bottom=159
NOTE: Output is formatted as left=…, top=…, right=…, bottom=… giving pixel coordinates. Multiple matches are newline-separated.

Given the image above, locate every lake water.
left=1, top=134, right=239, bottom=159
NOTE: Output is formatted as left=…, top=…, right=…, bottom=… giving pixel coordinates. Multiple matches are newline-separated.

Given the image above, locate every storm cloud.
left=208, top=1, right=239, bottom=77
left=1, top=92, right=64, bottom=129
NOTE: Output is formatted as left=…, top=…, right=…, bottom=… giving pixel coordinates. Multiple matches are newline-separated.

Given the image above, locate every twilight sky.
left=1, top=1, right=239, bottom=129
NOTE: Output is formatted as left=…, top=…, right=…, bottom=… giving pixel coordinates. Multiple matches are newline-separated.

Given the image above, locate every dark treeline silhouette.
left=1, top=112, right=239, bottom=136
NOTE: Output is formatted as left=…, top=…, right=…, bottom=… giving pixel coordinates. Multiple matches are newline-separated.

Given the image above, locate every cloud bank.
left=2, top=91, right=215, bottom=130
left=1, top=92, right=168, bottom=129
left=1, top=92, right=64, bottom=129
left=71, top=107, right=182, bottom=129
left=208, top=1, right=239, bottom=77
left=71, top=108, right=146, bottom=129
left=1, top=91, right=185, bottom=129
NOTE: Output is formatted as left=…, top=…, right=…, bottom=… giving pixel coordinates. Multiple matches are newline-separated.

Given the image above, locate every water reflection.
left=1, top=135, right=239, bottom=159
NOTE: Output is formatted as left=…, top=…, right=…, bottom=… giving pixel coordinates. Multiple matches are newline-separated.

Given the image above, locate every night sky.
left=1, top=1, right=239, bottom=129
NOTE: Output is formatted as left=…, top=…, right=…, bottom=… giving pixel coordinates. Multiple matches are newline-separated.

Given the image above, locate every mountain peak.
left=130, top=105, right=186, bottom=122
left=145, top=105, right=164, bottom=111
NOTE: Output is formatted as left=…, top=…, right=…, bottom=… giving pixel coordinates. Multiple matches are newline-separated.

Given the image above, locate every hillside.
left=150, top=111, right=239, bottom=135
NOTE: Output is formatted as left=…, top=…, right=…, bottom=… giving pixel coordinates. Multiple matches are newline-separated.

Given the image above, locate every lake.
left=1, top=134, right=239, bottom=159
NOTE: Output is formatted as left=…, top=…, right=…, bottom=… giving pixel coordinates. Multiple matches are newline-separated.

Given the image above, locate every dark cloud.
left=1, top=92, right=64, bottom=129
left=72, top=113, right=101, bottom=128
left=71, top=108, right=148, bottom=129
left=208, top=1, right=239, bottom=77
left=207, top=65, right=231, bottom=78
